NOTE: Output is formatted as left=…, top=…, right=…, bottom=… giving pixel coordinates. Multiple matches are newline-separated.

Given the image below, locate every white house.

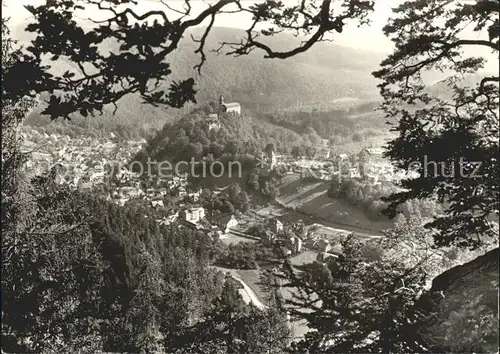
left=347, top=167, right=361, bottom=179
left=213, top=214, right=238, bottom=234
left=365, top=147, right=384, bottom=155
left=157, top=211, right=179, bottom=226
left=181, top=207, right=205, bottom=224
left=269, top=218, right=283, bottom=233
left=219, top=95, right=241, bottom=115
left=206, top=113, right=221, bottom=131
left=286, top=236, right=303, bottom=254
left=187, top=189, right=202, bottom=202
left=365, top=147, right=385, bottom=158
left=151, top=200, right=164, bottom=208
left=166, top=212, right=179, bottom=224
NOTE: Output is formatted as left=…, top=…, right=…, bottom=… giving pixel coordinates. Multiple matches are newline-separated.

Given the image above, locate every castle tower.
left=218, top=95, right=224, bottom=119
left=270, top=150, right=277, bottom=170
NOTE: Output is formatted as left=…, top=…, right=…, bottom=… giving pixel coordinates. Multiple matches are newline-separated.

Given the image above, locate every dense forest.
left=261, top=100, right=387, bottom=143
left=136, top=110, right=304, bottom=163
left=2, top=171, right=291, bottom=353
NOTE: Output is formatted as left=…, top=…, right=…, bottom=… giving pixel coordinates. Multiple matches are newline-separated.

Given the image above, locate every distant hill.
left=12, top=23, right=385, bottom=133
left=135, top=105, right=308, bottom=166
left=166, top=27, right=384, bottom=110
left=426, top=73, right=494, bottom=100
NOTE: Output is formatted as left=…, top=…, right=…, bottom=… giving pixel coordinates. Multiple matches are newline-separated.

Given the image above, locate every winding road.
left=232, top=273, right=268, bottom=310
left=213, top=266, right=267, bottom=310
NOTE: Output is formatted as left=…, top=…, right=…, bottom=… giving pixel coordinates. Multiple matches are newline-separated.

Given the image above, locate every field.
left=221, top=232, right=258, bottom=246
left=306, top=223, right=383, bottom=242
left=276, top=176, right=393, bottom=233
left=289, top=250, right=318, bottom=267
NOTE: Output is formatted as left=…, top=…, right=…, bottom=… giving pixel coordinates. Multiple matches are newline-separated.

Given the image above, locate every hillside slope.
left=415, top=248, right=499, bottom=352
left=12, top=23, right=384, bottom=132
left=166, top=27, right=384, bottom=110
left=136, top=106, right=308, bottom=165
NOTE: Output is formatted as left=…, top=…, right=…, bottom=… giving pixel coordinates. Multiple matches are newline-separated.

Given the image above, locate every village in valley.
left=19, top=93, right=427, bottom=344
left=22, top=115, right=393, bottom=338
left=21, top=97, right=403, bottom=270
left=4, top=0, right=498, bottom=350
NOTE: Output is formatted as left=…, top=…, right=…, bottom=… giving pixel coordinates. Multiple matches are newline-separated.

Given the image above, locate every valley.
left=21, top=112, right=395, bottom=342
left=3, top=1, right=498, bottom=352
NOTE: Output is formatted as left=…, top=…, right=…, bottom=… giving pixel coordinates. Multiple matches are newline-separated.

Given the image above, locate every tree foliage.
left=373, top=0, right=499, bottom=249
left=4, top=0, right=375, bottom=119
left=282, top=235, right=428, bottom=353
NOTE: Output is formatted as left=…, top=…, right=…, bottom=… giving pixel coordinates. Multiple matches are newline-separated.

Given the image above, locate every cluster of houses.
left=110, top=172, right=194, bottom=207
left=155, top=204, right=240, bottom=240
left=268, top=146, right=410, bottom=184
left=21, top=128, right=205, bottom=207
left=258, top=218, right=305, bottom=257
left=21, top=126, right=245, bottom=242
left=259, top=217, right=353, bottom=261
left=21, top=128, right=145, bottom=188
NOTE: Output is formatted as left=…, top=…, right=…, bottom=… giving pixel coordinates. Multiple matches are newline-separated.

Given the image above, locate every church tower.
left=218, top=95, right=224, bottom=119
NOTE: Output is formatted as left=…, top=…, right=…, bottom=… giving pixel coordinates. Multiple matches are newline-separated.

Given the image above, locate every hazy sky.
left=4, top=0, right=397, bottom=53
left=3, top=0, right=497, bottom=70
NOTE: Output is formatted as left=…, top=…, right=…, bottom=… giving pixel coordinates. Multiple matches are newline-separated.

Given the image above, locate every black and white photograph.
left=1, top=0, right=499, bottom=352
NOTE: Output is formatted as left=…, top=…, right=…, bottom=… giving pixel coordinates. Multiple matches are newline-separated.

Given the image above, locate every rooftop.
left=365, top=148, right=385, bottom=155
left=222, top=102, right=241, bottom=108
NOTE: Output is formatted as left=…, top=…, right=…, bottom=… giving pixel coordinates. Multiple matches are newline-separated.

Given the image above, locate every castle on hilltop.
left=206, top=95, right=241, bottom=131
left=218, top=95, right=241, bottom=116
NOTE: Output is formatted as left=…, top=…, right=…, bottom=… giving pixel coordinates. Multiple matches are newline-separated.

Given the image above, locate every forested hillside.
left=15, top=25, right=384, bottom=137
left=2, top=171, right=291, bottom=353
left=135, top=108, right=307, bottom=165
left=260, top=100, right=387, bottom=140
left=134, top=97, right=390, bottom=168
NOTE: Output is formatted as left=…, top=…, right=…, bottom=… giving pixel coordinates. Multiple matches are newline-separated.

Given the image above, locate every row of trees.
left=263, top=103, right=386, bottom=141
left=328, top=176, right=444, bottom=221
left=328, top=177, right=395, bottom=220
left=247, top=168, right=281, bottom=200
left=200, top=184, right=251, bottom=215
left=215, top=242, right=277, bottom=269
